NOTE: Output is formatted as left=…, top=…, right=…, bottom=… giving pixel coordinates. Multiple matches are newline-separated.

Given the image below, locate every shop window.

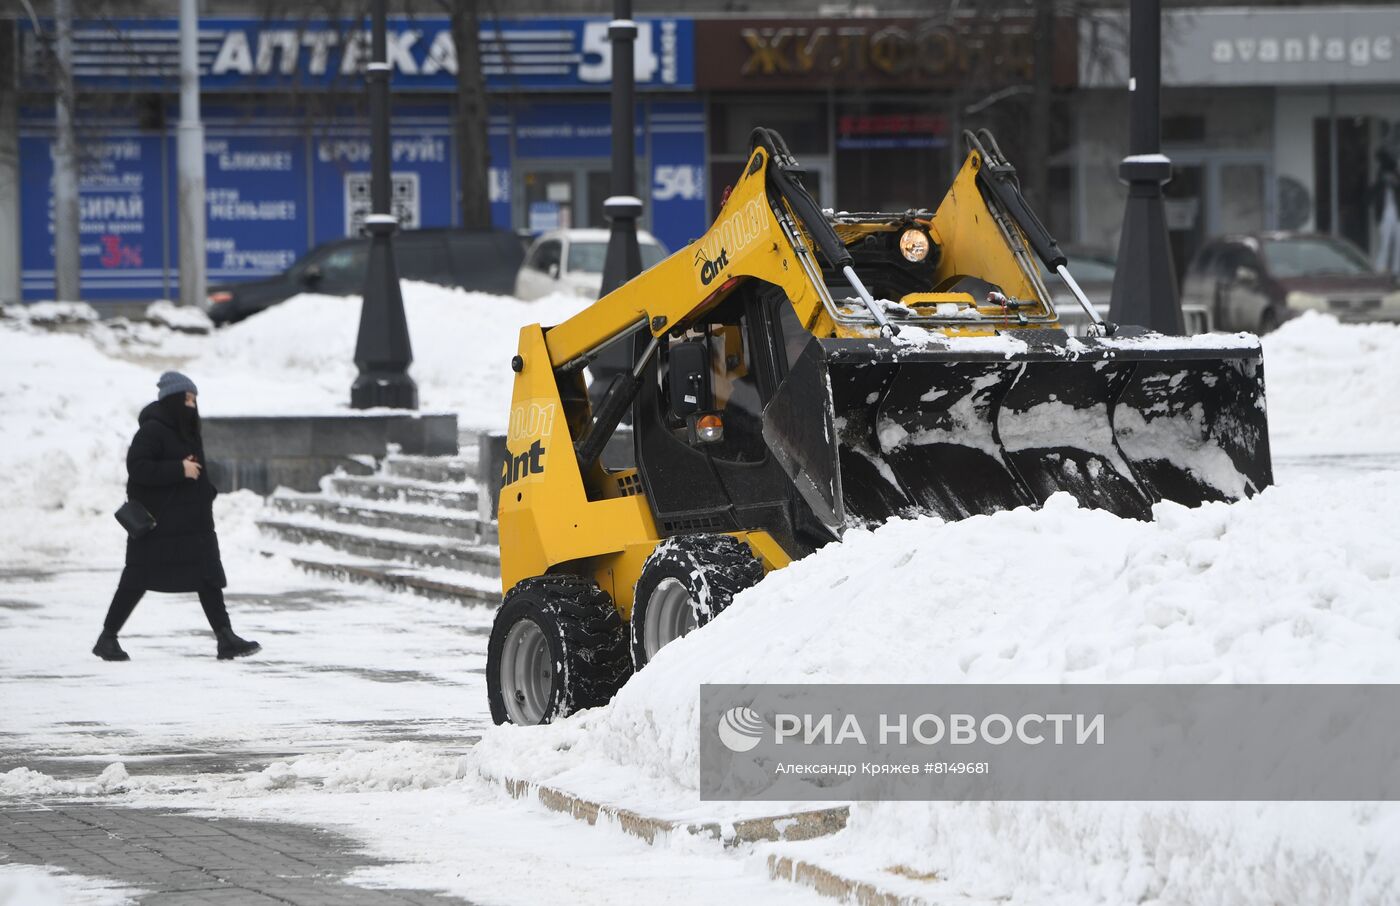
left=834, top=102, right=951, bottom=212
left=710, top=101, right=828, bottom=156
left=1313, top=117, right=1373, bottom=253
left=1163, top=115, right=1206, bottom=145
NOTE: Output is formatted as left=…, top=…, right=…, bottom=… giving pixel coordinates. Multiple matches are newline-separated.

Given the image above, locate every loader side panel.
left=497, top=324, right=659, bottom=595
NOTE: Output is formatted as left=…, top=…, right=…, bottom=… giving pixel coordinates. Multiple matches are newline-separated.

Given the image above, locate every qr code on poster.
left=345, top=172, right=420, bottom=235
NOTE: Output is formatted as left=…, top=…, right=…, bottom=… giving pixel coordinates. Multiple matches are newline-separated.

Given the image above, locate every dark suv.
left=1180, top=232, right=1400, bottom=333
left=206, top=228, right=526, bottom=325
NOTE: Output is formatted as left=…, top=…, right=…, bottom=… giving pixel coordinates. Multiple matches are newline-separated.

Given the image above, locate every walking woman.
left=94, top=372, right=260, bottom=661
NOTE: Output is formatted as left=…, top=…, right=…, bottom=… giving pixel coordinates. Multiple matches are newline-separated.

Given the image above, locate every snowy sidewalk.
left=0, top=560, right=827, bottom=906
left=0, top=562, right=491, bottom=771
left=1, top=803, right=479, bottom=905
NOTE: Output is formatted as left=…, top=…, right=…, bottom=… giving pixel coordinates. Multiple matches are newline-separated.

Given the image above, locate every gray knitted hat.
left=156, top=371, right=198, bottom=400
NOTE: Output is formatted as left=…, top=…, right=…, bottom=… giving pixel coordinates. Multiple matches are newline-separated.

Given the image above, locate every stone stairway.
left=256, top=442, right=502, bottom=606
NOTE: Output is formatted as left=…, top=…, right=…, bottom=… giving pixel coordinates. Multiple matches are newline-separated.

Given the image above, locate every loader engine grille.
left=662, top=514, right=726, bottom=534
left=617, top=472, right=643, bottom=497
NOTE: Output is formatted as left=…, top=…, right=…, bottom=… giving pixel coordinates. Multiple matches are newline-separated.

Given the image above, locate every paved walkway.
left=1, top=563, right=495, bottom=904
left=1, top=802, right=476, bottom=905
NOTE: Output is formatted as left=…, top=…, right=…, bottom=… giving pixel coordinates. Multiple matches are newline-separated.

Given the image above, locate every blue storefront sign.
left=20, top=17, right=696, bottom=93
left=648, top=102, right=707, bottom=252
left=14, top=18, right=706, bottom=301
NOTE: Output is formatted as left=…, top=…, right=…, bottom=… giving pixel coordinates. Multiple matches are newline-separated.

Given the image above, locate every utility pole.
left=177, top=0, right=206, bottom=307
left=351, top=0, right=417, bottom=410
left=52, top=0, right=80, bottom=303
left=1107, top=0, right=1184, bottom=334
left=591, top=0, right=643, bottom=406
left=0, top=19, right=21, bottom=303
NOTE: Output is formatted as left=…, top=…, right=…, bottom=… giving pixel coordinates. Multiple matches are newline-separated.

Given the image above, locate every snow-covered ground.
left=4, top=294, right=1400, bottom=904
left=0, top=864, right=137, bottom=906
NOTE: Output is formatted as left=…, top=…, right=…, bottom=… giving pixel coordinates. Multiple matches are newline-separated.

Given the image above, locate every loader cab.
left=631, top=284, right=824, bottom=553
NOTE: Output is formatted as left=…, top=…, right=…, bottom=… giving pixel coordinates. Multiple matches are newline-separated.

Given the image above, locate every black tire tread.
left=631, top=534, right=765, bottom=668
left=489, top=574, right=631, bottom=723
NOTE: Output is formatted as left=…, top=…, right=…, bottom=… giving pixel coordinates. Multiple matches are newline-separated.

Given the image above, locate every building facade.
left=10, top=5, right=1392, bottom=304
left=1078, top=4, right=1400, bottom=275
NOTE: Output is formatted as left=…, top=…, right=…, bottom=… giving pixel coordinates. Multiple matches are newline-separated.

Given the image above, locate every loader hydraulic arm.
left=541, top=128, right=892, bottom=377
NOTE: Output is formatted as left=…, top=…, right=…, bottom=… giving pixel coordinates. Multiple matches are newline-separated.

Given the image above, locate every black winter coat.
left=122, top=401, right=226, bottom=592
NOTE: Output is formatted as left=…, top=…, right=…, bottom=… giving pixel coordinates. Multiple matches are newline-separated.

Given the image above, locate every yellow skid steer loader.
left=487, top=128, right=1272, bottom=725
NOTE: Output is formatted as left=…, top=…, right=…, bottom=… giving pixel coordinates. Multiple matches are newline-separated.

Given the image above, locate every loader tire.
left=630, top=534, right=766, bottom=670
left=487, top=575, right=632, bottom=726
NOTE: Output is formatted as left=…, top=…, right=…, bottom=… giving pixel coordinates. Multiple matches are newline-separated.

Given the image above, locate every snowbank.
left=473, top=476, right=1400, bottom=903
left=189, top=284, right=583, bottom=424
left=0, top=763, right=130, bottom=798
left=0, top=287, right=581, bottom=563
left=1263, top=311, right=1400, bottom=455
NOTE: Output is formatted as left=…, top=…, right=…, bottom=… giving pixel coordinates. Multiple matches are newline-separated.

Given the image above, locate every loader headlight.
left=1285, top=290, right=1328, bottom=312
left=695, top=413, right=724, bottom=444
left=898, top=228, right=931, bottom=263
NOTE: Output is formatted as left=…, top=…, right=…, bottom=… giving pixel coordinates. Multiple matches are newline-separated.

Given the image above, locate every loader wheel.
left=486, top=575, right=631, bottom=725
left=630, top=534, right=766, bottom=670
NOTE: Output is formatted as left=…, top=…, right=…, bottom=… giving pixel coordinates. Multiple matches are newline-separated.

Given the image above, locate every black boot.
left=215, top=628, right=261, bottom=660
left=92, top=632, right=130, bottom=661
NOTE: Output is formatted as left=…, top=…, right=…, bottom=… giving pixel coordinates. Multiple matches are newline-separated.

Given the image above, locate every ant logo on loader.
left=695, top=246, right=730, bottom=287
left=501, top=440, right=546, bottom=488
left=502, top=401, right=556, bottom=489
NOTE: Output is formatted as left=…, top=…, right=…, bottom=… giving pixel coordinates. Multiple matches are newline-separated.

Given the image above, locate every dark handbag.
left=114, top=500, right=157, bottom=539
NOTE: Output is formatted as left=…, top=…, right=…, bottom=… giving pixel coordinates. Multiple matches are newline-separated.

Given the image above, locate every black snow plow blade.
left=762, top=332, right=1272, bottom=530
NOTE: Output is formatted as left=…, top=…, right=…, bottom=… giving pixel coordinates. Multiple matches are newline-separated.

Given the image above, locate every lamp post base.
left=351, top=214, right=417, bottom=410
left=351, top=372, right=419, bottom=410
left=1108, top=154, right=1184, bottom=335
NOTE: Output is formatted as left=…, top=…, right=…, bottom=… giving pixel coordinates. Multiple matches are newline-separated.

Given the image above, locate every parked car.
left=1181, top=232, right=1400, bottom=333
left=205, top=228, right=526, bottom=325
left=1041, top=246, right=1212, bottom=336
left=514, top=228, right=668, bottom=302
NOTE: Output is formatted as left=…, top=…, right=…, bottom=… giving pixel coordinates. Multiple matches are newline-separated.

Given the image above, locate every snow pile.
left=242, top=744, right=467, bottom=794
left=143, top=300, right=212, bottom=334
left=190, top=284, right=584, bottom=424
left=0, top=864, right=137, bottom=906
left=1263, top=311, right=1400, bottom=455
left=0, top=286, right=582, bottom=562
left=474, top=476, right=1400, bottom=903
left=0, top=318, right=155, bottom=562
left=0, top=763, right=130, bottom=798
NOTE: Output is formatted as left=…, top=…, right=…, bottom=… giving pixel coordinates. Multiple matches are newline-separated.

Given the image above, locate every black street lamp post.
left=1107, top=0, right=1185, bottom=334
left=599, top=0, right=643, bottom=297
left=351, top=0, right=418, bottom=410
left=589, top=0, right=643, bottom=406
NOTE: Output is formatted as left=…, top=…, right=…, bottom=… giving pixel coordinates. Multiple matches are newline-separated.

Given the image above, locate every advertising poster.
left=198, top=128, right=308, bottom=285
left=20, top=129, right=166, bottom=301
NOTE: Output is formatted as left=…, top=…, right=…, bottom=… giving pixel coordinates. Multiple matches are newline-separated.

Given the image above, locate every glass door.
left=522, top=169, right=577, bottom=232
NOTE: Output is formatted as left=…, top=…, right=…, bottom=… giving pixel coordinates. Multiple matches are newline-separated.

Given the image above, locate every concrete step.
left=383, top=455, right=474, bottom=484
left=286, top=555, right=500, bottom=606
left=256, top=517, right=500, bottom=577
left=269, top=494, right=497, bottom=545
left=327, top=474, right=480, bottom=512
